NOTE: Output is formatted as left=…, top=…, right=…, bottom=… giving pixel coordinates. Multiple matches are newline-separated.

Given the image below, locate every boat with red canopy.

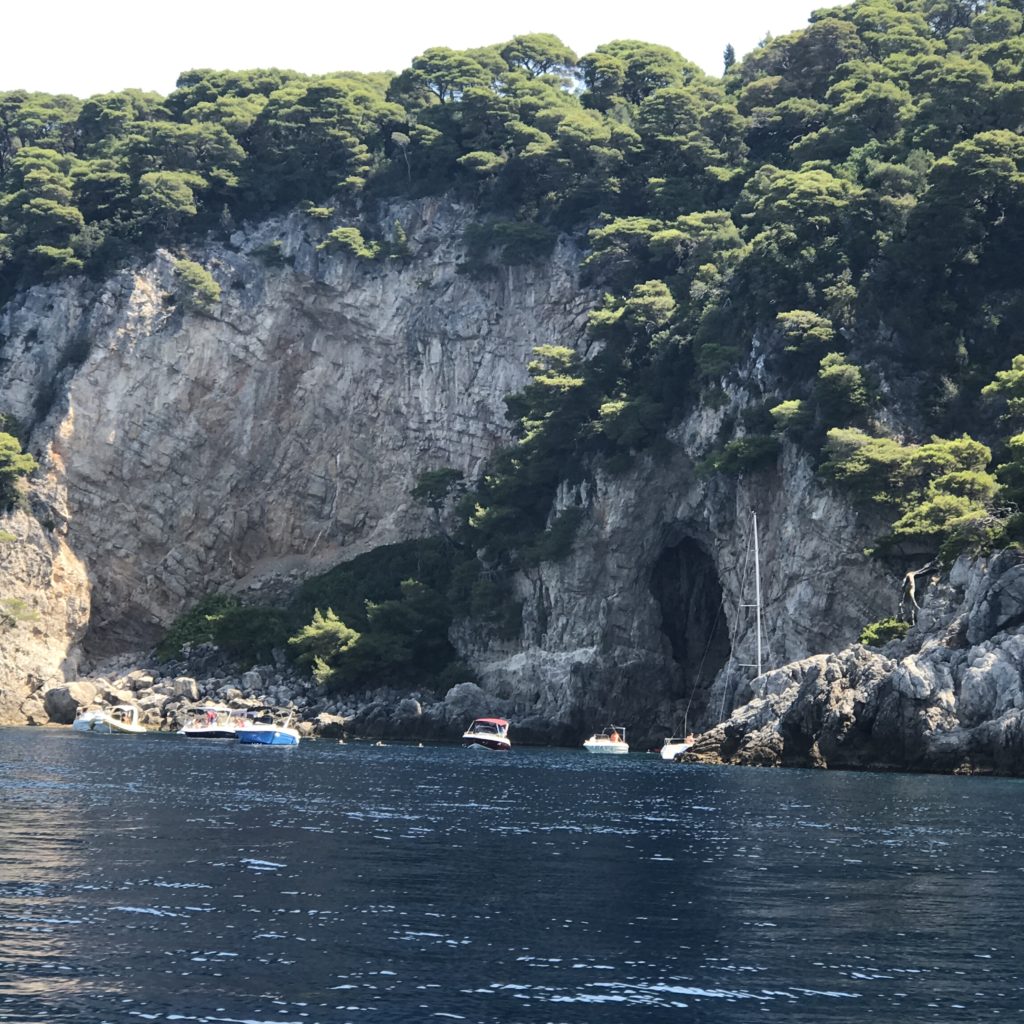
left=462, top=717, right=511, bottom=751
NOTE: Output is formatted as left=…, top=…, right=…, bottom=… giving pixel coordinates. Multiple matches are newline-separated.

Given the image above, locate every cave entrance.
left=650, top=538, right=731, bottom=716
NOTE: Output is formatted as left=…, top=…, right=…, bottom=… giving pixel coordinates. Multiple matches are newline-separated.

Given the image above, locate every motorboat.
left=583, top=726, right=629, bottom=754
left=462, top=717, right=511, bottom=751
left=660, top=735, right=695, bottom=761
left=236, top=708, right=300, bottom=746
left=72, top=704, right=147, bottom=735
left=178, top=705, right=243, bottom=740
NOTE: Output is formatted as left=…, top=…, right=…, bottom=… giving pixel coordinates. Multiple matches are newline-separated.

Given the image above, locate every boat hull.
left=179, top=727, right=237, bottom=740
left=660, top=742, right=693, bottom=761
left=583, top=740, right=629, bottom=754
left=72, top=713, right=146, bottom=735
left=462, top=735, right=511, bottom=751
left=237, top=727, right=300, bottom=746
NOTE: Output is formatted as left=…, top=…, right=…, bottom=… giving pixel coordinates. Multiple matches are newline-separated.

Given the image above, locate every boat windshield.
left=470, top=719, right=507, bottom=735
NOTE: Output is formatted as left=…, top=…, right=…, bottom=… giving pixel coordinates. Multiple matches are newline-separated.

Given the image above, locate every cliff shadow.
left=650, top=537, right=731, bottom=727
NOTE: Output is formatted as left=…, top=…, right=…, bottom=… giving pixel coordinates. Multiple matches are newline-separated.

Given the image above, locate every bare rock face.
left=0, top=509, right=91, bottom=725
left=467, top=429, right=896, bottom=746
left=0, top=198, right=592, bottom=719
left=685, top=551, right=1024, bottom=774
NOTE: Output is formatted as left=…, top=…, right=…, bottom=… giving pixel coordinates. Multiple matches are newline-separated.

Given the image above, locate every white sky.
left=4, top=0, right=846, bottom=98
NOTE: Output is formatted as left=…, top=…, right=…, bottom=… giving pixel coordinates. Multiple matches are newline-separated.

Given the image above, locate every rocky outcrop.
left=0, top=508, right=90, bottom=725
left=684, top=551, right=1024, bottom=775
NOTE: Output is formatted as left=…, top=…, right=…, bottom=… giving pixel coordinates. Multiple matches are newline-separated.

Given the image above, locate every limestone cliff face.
left=0, top=197, right=977, bottom=764
left=465, top=414, right=897, bottom=745
left=0, top=198, right=592, bottom=711
left=0, top=505, right=90, bottom=726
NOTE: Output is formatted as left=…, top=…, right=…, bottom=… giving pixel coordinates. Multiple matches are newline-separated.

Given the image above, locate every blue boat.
left=236, top=708, right=301, bottom=746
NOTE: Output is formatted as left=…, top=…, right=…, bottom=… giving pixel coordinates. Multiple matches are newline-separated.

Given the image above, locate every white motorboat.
left=583, top=726, right=629, bottom=754
left=660, top=735, right=695, bottom=761
left=178, top=705, right=243, bottom=740
left=462, top=717, right=511, bottom=751
left=236, top=708, right=300, bottom=746
left=72, top=704, right=147, bottom=734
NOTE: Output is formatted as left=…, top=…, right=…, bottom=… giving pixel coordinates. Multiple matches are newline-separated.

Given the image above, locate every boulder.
left=155, top=676, right=199, bottom=701
left=312, top=712, right=346, bottom=739
left=241, top=669, right=263, bottom=691
left=43, top=680, right=98, bottom=723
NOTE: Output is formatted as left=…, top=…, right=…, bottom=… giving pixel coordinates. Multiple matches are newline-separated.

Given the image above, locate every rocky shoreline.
left=12, top=548, right=1024, bottom=774
left=31, top=643, right=528, bottom=744
left=683, top=550, right=1024, bottom=776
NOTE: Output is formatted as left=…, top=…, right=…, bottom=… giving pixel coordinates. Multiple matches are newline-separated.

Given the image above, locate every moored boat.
left=583, top=726, right=629, bottom=754
left=72, top=704, right=147, bottom=735
left=178, top=705, right=242, bottom=740
left=236, top=708, right=300, bottom=746
left=461, top=717, right=511, bottom=751
left=660, top=735, right=695, bottom=761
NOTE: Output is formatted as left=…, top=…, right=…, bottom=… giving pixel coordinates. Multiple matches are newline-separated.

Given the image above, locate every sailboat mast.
left=752, top=511, right=763, bottom=678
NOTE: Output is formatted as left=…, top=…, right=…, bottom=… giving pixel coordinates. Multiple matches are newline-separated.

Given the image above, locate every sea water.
left=1, top=727, right=1023, bottom=1022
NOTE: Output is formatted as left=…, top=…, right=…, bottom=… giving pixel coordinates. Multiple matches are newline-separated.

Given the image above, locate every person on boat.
left=610, top=730, right=620, bottom=743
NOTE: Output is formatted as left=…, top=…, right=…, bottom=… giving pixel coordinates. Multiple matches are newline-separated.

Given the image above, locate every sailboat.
left=718, top=510, right=773, bottom=722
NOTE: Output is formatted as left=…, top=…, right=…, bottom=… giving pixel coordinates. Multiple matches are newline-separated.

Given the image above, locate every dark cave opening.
left=650, top=538, right=731, bottom=716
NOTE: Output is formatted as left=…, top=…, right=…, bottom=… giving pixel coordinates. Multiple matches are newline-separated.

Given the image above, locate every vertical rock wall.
left=0, top=199, right=593, bottom=711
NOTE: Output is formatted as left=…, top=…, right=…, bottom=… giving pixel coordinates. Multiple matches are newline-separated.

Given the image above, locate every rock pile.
left=29, top=645, right=510, bottom=743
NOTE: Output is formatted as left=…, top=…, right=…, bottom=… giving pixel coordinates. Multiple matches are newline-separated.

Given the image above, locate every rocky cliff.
left=0, top=196, right=978, bottom=764
left=684, top=550, right=1024, bottom=775
left=0, top=198, right=593, bottom=721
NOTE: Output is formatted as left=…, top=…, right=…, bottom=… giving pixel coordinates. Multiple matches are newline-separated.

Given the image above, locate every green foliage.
left=317, top=226, right=380, bottom=259
left=411, top=468, right=464, bottom=521
left=859, top=617, right=911, bottom=646
left=210, top=606, right=290, bottom=668
left=12, top=11, right=1024, bottom=635
left=701, top=434, right=780, bottom=476
left=288, top=607, right=361, bottom=682
left=156, top=593, right=239, bottom=660
left=815, top=352, right=868, bottom=424
left=982, top=353, right=1024, bottom=423
left=463, top=220, right=558, bottom=269
left=774, top=310, right=836, bottom=372
left=0, top=432, right=36, bottom=510
left=521, top=507, right=586, bottom=565
left=823, top=427, right=999, bottom=554
left=172, top=258, right=221, bottom=312
left=769, top=398, right=812, bottom=437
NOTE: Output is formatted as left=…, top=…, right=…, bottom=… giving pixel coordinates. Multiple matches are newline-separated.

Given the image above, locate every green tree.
left=0, top=432, right=36, bottom=509
left=288, top=607, right=361, bottom=684
left=500, top=35, right=577, bottom=79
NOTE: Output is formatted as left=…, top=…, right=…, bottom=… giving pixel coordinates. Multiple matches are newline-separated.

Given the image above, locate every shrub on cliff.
left=171, top=259, right=221, bottom=313
left=158, top=594, right=288, bottom=667
left=859, top=617, right=910, bottom=647
left=316, top=226, right=379, bottom=259
left=156, top=593, right=239, bottom=660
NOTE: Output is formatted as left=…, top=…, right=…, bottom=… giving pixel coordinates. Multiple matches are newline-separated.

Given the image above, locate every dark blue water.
left=2, top=730, right=1023, bottom=1023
